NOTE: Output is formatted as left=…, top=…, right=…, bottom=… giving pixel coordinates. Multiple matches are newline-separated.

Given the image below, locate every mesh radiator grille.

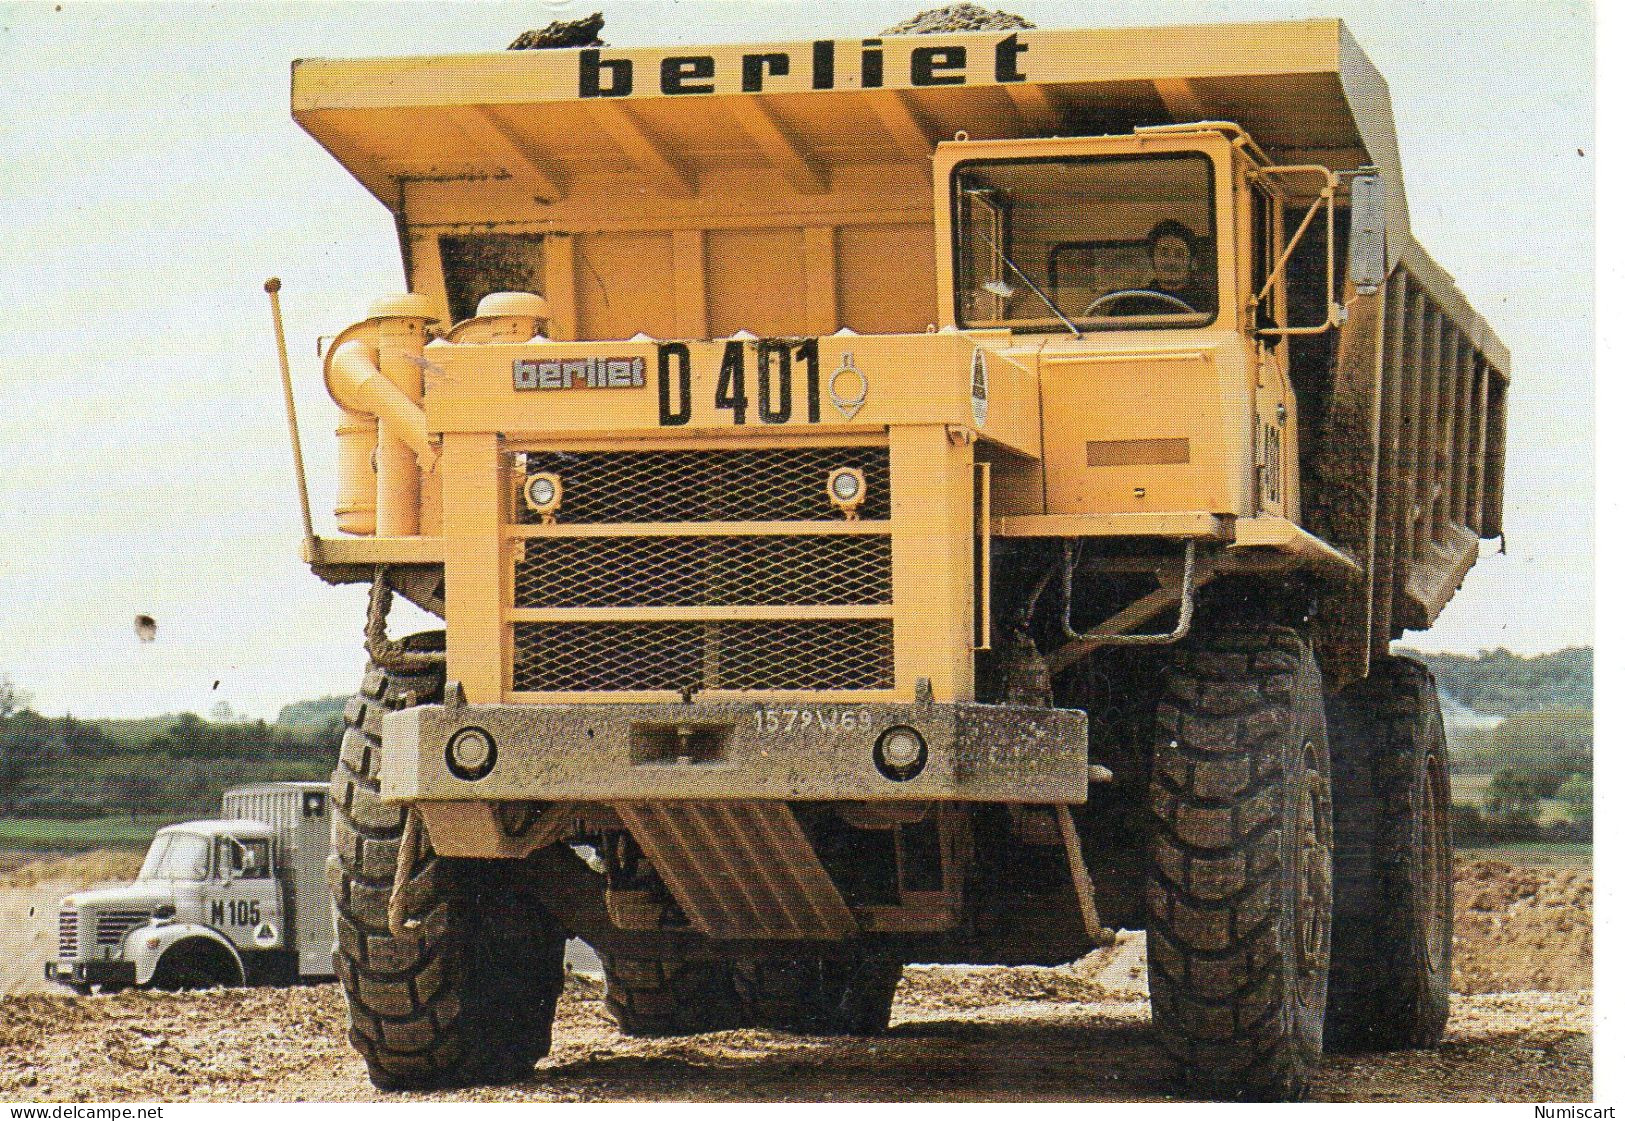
left=510, top=444, right=896, bottom=694
left=519, top=445, right=890, bottom=524
left=515, top=534, right=891, bottom=609
left=513, top=620, right=894, bottom=693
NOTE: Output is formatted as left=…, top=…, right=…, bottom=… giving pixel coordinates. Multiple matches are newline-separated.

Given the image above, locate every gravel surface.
left=1, top=859, right=1589, bottom=1102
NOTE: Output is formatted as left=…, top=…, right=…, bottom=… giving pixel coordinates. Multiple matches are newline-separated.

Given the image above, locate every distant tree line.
left=1406, top=646, right=1591, bottom=717
left=1447, top=706, right=1592, bottom=774
left=0, top=675, right=338, bottom=820
left=1445, top=706, right=1590, bottom=845
left=1399, top=648, right=1592, bottom=845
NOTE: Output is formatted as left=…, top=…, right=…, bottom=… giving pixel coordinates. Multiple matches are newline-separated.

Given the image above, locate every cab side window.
left=1250, top=179, right=1281, bottom=328
left=238, top=839, right=271, bottom=879
left=215, top=837, right=272, bottom=879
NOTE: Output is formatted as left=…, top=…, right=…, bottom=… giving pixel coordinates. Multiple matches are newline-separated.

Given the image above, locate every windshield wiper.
left=975, top=227, right=1082, bottom=338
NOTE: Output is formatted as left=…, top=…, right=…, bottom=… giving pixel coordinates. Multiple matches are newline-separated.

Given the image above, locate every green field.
left=1454, top=841, right=1592, bottom=868
left=0, top=815, right=171, bottom=852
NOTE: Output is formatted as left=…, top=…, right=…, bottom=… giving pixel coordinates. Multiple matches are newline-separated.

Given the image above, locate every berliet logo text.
left=578, top=34, right=1030, bottom=97
left=514, top=356, right=646, bottom=391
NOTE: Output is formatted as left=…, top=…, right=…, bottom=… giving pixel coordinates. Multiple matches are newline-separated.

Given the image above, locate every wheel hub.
left=1295, top=740, right=1332, bottom=997
left=1420, top=753, right=1451, bottom=972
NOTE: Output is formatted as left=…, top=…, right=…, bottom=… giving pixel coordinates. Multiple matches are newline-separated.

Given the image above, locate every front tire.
left=1323, top=655, right=1452, bottom=1052
left=150, top=939, right=242, bottom=990
left=1146, top=625, right=1333, bottom=1100
left=329, top=634, right=566, bottom=1090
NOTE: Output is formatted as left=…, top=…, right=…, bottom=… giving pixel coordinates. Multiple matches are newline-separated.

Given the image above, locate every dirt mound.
left=0, top=850, right=142, bottom=890
left=881, top=5, right=1035, bottom=34
left=1453, top=860, right=1591, bottom=994
left=900, top=931, right=1146, bottom=1010
left=900, top=963, right=1106, bottom=1011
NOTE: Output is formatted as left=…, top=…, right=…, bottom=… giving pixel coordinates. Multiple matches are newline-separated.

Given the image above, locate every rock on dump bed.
left=510, top=13, right=606, bottom=50
left=881, top=5, right=1036, bottom=34
left=505, top=5, right=1037, bottom=49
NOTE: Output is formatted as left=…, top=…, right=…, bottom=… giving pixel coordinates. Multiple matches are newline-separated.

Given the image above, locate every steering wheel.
left=1081, top=289, right=1199, bottom=317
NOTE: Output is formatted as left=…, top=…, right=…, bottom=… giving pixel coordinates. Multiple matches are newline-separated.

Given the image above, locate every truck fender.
left=131, top=923, right=246, bottom=987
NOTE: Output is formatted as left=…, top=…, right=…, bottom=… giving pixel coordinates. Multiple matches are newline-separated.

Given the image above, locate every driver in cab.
left=1097, top=220, right=1213, bottom=318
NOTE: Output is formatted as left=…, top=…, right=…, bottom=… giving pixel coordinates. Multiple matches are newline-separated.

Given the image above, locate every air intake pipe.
left=323, top=294, right=440, bottom=537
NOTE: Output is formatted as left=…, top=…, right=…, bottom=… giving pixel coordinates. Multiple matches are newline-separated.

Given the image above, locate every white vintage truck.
left=46, top=783, right=335, bottom=992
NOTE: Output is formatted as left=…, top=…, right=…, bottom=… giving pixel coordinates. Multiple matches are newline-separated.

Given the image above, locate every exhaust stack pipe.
left=323, top=294, right=440, bottom=537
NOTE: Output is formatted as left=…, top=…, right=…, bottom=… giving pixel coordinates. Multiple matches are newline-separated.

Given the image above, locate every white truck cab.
left=47, top=783, right=335, bottom=992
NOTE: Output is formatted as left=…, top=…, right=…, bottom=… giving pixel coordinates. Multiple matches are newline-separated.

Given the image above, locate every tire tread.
left=329, top=634, right=564, bottom=1090
left=1147, top=625, right=1330, bottom=1101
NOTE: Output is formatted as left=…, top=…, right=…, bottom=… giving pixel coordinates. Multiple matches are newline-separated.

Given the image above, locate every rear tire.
left=732, top=957, right=903, bottom=1035
left=1146, top=625, right=1333, bottom=1101
left=601, top=955, right=742, bottom=1036
left=329, top=633, right=566, bottom=1090
left=1323, top=655, right=1452, bottom=1053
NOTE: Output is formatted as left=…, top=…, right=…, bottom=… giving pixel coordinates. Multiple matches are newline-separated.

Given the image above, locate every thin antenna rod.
left=266, top=278, right=317, bottom=550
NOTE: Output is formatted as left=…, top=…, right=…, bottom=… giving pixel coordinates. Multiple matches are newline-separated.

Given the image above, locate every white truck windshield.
left=138, top=832, right=211, bottom=881
left=954, top=153, right=1217, bottom=333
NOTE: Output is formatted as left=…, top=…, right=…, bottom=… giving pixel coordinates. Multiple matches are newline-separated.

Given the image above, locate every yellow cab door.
left=1245, top=163, right=1294, bottom=520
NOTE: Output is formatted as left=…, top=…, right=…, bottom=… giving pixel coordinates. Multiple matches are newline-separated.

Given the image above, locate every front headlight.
left=827, top=467, right=867, bottom=517
left=524, top=471, right=563, bottom=519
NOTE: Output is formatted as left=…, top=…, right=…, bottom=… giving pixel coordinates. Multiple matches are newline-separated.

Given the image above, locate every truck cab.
left=937, top=126, right=1312, bottom=528
left=48, top=783, right=332, bottom=992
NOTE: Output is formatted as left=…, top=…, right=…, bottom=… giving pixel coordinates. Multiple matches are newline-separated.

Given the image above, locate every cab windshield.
left=953, top=153, right=1218, bottom=333
left=138, top=832, right=211, bottom=881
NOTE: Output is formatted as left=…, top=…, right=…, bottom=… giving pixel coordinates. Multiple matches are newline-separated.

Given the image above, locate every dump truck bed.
left=291, top=18, right=1502, bottom=368
left=292, top=18, right=1509, bottom=671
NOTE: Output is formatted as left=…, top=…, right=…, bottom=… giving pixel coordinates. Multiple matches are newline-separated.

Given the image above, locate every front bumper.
left=381, top=700, right=1088, bottom=803
left=46, top=959, right=136, bottom=989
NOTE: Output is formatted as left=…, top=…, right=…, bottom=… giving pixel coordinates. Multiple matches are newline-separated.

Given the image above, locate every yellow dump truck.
left=280, top=17, right=1508, bottom=1100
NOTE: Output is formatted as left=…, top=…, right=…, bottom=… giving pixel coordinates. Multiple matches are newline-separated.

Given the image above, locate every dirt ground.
left=0, top=857, right=1590, bottom=1103
left=0, top=852, right=144, bottom=999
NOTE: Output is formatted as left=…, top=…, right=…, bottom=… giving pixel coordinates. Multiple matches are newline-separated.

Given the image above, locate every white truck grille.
left=94, top=910, right=151, bottom=947
left=58, top=910, right=80, bottom=959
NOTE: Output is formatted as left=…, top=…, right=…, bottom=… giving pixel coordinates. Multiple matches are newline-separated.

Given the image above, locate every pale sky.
left=0, top=0, right=1593, bottom=719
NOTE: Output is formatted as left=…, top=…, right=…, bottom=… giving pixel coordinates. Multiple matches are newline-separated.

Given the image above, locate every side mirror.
left=1347, top=169, right=1386, bottom=295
